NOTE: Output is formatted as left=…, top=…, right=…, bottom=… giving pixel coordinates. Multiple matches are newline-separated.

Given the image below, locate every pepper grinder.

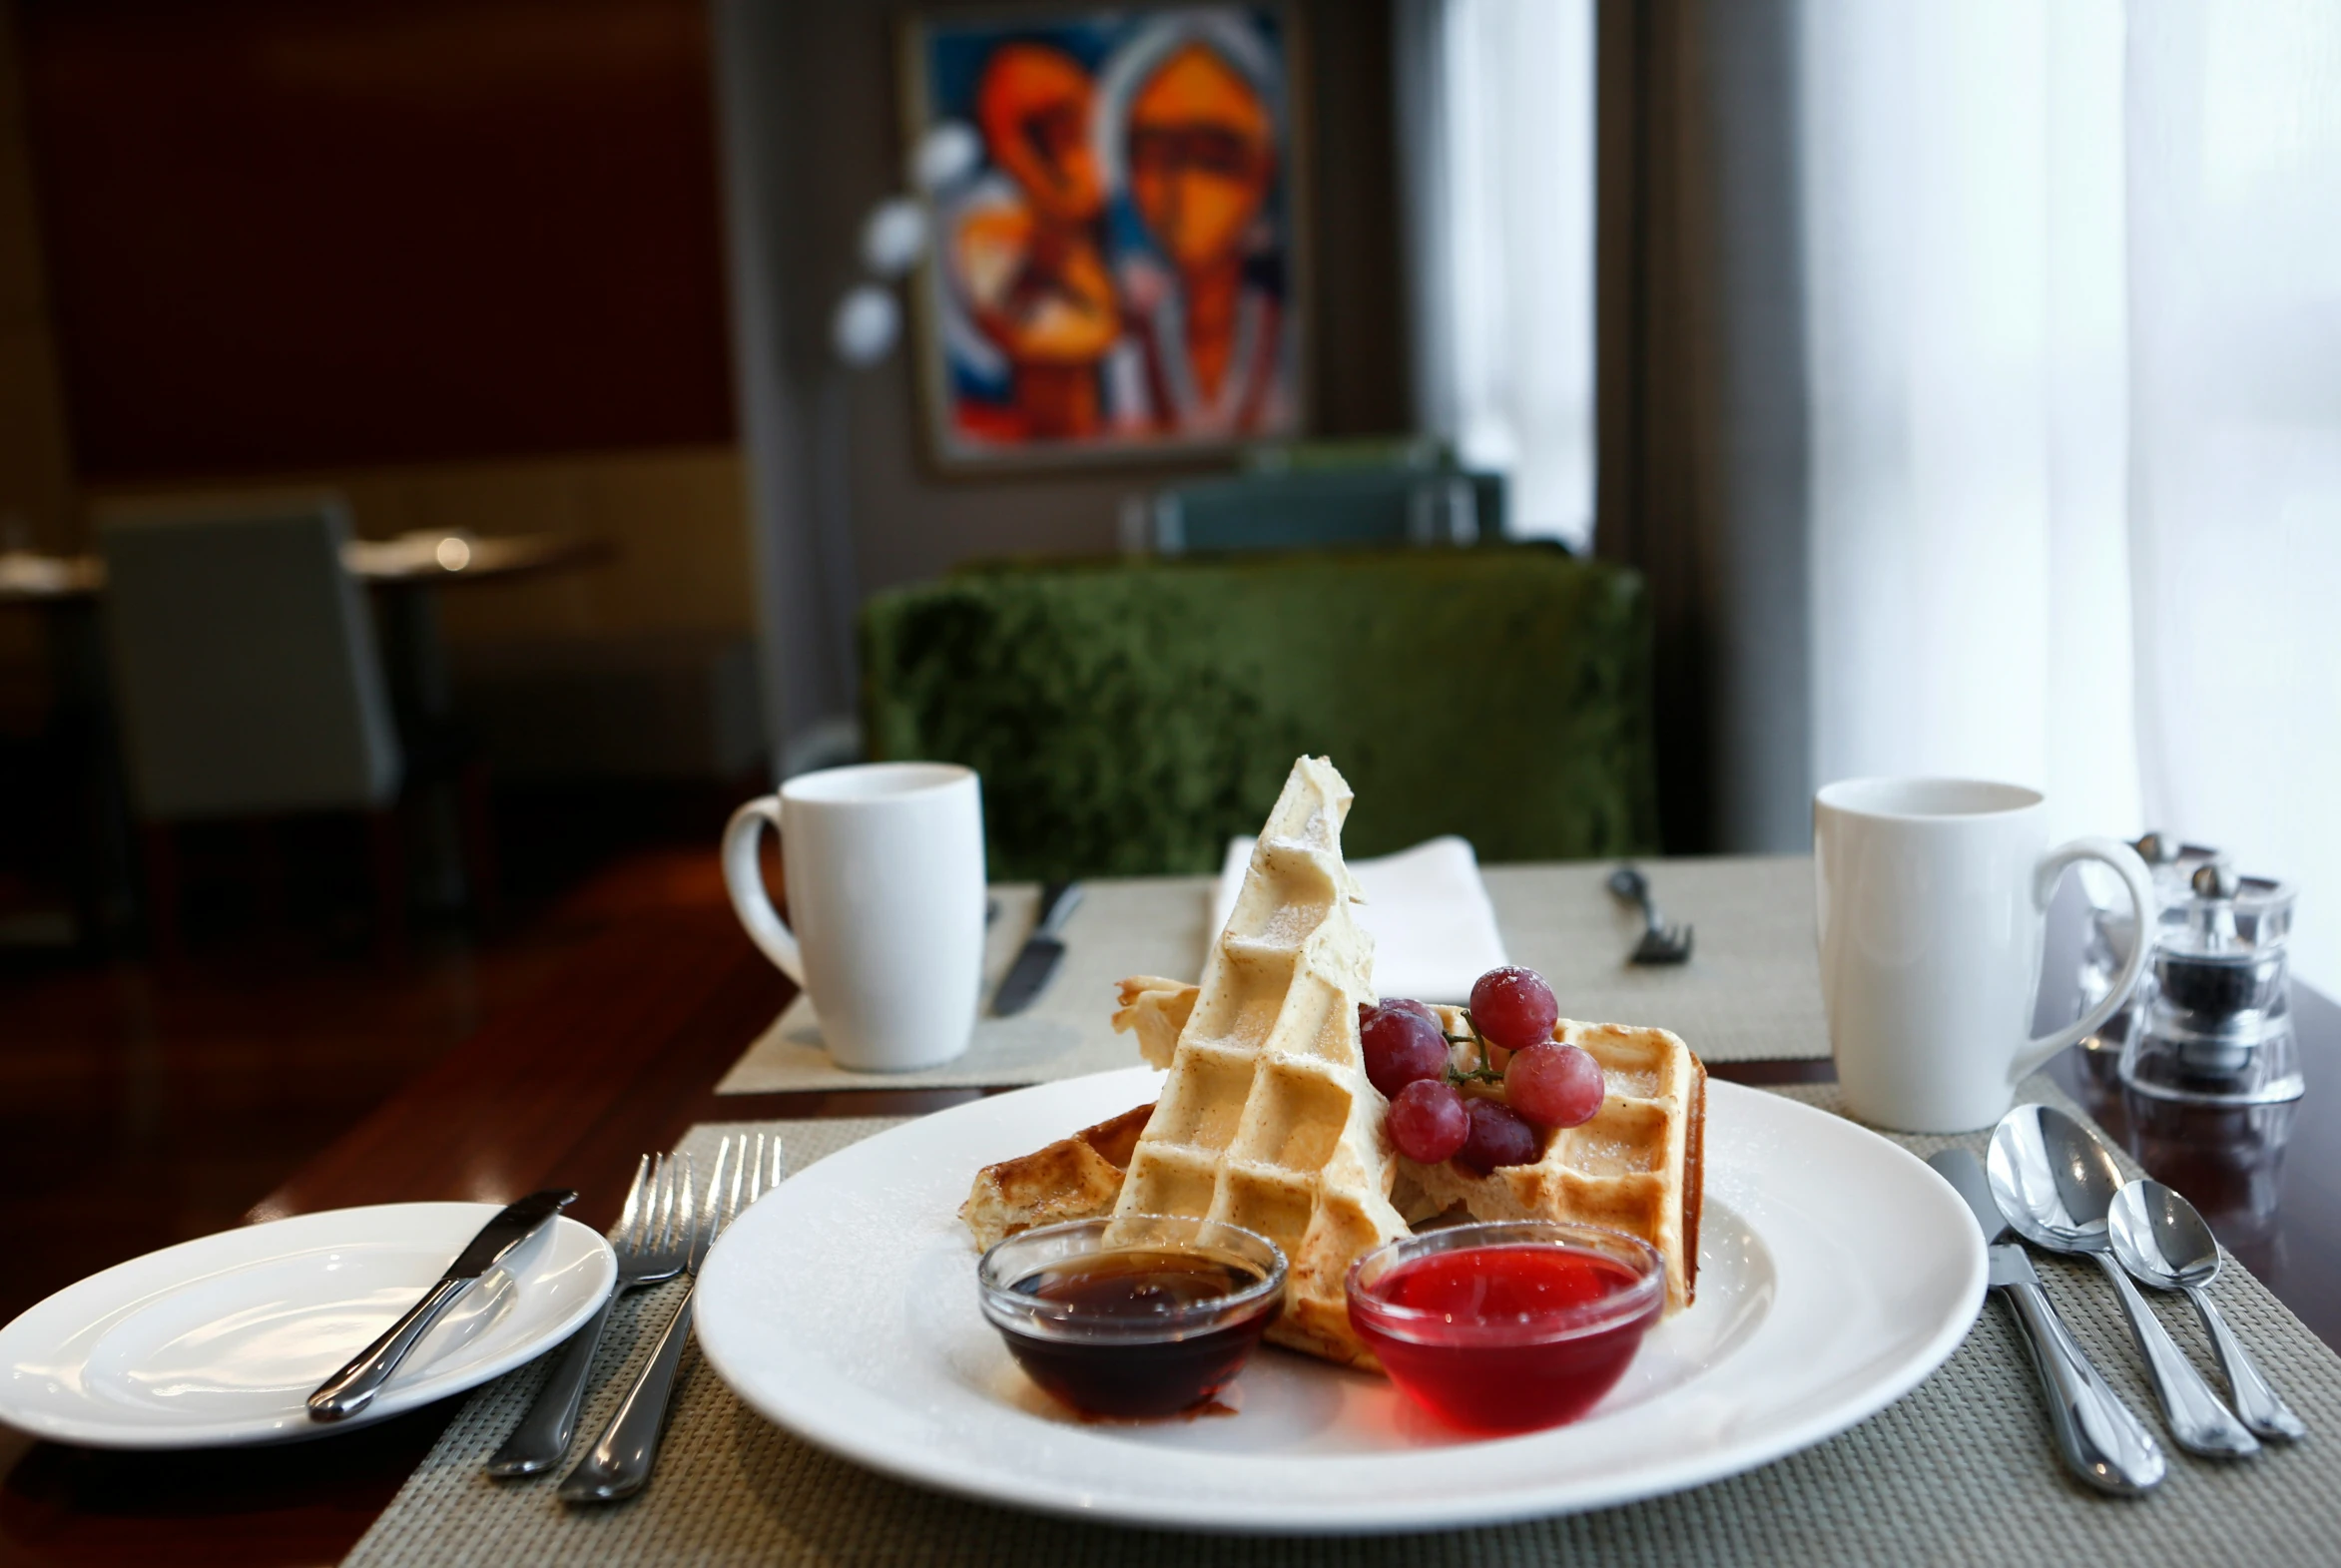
left=2117, top=856, right=2302, bottom=1105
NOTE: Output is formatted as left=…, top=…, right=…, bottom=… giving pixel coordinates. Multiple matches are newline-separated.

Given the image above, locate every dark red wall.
left=19, top=0, right=736, bottom=479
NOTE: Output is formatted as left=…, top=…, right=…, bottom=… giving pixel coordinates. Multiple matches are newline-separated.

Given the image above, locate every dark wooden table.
left=3, top=876, right=2334, bottom=1566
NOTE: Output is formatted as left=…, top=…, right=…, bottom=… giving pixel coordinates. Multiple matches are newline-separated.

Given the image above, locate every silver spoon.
left=2110, top=1179, right=2306, bottom=1441
left=1605, top=866, right=1693, bottom=965
left=1988, top=1105, right=2260, bottom=1458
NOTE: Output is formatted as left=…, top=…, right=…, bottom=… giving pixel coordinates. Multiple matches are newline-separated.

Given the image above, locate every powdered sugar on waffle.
left=1107, top=757, right=1412, bottom=1368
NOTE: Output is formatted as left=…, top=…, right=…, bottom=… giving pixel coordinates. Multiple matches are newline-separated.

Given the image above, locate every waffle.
left=955, top=976, right=1191, bottom=1246
left=1107, top=757, right=1410, bottom=1368
left=960, top=1102, right=1154, bottom=1251
left=1111, top=976, right=1194, bottom=1069
left=1400, top=1011, right=1705, bottom=1313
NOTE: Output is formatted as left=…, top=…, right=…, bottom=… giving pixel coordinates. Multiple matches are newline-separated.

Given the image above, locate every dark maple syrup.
left=998, top=1247, right=1282, bottom=1418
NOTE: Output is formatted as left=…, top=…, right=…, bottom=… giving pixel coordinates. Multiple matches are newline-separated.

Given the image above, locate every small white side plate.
left=0, top=1204, right=615, bottom=1448
left=695, top=1068, right=1985, bottom=1534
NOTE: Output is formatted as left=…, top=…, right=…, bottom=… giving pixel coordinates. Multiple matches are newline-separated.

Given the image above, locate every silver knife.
left=308, top=1189, right=576, bottom=1421
left=991, top=881, right=1083, bottom=1016
left=1928, top=1149, right=2164, bottom=1494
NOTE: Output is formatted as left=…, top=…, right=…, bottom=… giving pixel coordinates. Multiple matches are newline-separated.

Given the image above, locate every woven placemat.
left=1484, top=856, right=1829, bottom=1063
left=717, top=858, right=1830, bottom=1095
left=346, top=1089, right=2341, bottom=1565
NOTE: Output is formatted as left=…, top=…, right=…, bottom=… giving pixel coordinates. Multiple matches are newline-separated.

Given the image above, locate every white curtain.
left=1396, top=0, right=1595, bottom=548
left=1800, top=0, right=2341, bottom=985
left=2126, top=1, right=2341, bottom=988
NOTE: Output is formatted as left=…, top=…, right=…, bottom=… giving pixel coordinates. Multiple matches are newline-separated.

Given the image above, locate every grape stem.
left=1444, top=1013, right=1504, bottom=1088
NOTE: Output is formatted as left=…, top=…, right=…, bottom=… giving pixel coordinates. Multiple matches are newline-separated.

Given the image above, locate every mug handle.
left=2009, top=835, right=2155, bottom=1084
left=722, top=798, right=806, bottom=984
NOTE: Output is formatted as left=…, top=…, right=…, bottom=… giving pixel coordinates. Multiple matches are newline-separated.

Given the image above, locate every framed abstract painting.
left=899, top=5, right=1307, bottom=470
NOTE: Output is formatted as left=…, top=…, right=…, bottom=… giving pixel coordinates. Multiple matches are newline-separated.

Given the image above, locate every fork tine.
left=660, top=1161, right=683, bottom=1264
left=728, top=1135, right=751, bottom=1224
left=728, top=1136, right=754, bottom=1222
left=643, top=1153, right=662, bottom=1253
left=676, top=1154, right=698, bottom=1257
left=704, top=1139, right=731, bottom=1247
left=614, top=1154, right=651, bottom=1251
left=754, top=1134, right=775, bottom=1205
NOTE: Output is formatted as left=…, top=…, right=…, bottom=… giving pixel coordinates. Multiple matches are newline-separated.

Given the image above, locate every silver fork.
left=560, top=1134, right=785, bottom=1503
left=486, top=1153, right=694, bottom=1477
left=1607, top=865, right=1694, bottom=964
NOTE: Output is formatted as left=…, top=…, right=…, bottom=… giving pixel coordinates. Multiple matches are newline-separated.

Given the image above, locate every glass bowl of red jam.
left=1346, top=1220, right=1665, bottom=1434
left=977, top=1216, right=1286, bottom=1419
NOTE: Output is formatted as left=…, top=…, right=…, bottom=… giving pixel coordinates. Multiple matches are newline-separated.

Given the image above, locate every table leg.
left=372, top=584, right=471, bottom=912
left=45, top=602, right=137, bottom=947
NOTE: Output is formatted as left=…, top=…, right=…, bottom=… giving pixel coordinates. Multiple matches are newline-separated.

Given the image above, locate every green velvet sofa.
left=860, top=545, right=1660, bottom=881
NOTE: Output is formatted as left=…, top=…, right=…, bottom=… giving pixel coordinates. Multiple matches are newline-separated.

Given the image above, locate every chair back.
left=1137, top=463, right=1507, bottom=557
left=98, top=497, right=401, bottom=820
left=862, top=545, right=1657, bottom=880
left=1241, top=434, right=1454, bottom=473
left=1136, top=468, right=1506, bottom=555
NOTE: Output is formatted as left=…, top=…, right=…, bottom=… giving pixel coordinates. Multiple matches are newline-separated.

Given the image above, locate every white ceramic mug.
left=1814, top=778, right=2155, bottom=1133
left=722, top=763, right=985, bottom=1072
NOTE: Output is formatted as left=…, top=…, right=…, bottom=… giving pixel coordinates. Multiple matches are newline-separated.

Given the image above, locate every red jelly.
left=1347, top=1222, right=1665, bottom=1433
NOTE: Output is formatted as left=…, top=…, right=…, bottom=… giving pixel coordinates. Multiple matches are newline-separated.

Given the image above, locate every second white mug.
left=722, top=762, right=986, bottom=1072
left=1814, top=777, right=2154, bottom=1133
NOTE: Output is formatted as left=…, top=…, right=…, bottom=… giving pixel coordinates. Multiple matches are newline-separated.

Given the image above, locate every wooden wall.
left=16, top=0, right=735, bottom=478
left=5, top=0, right=755, bottom=663
left=0, top=6, right=73, bottom=729
left=0, top=3, right=72, bottom=551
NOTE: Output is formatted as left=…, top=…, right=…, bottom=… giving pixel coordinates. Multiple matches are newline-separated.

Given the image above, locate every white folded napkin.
left=1210, top=834, right=1509, bottom=1004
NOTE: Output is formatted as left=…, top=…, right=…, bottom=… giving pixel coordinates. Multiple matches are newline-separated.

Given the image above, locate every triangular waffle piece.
left=960, top=1103, right=1155, bottom=1251
left=1108, top=758, right=1410, bottom=1368
left=1401, top=1014, right=1705, bottom=1313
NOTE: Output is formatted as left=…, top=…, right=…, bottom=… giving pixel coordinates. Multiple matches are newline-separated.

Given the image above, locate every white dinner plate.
left=0, top=1204, right=615, bottom=1448
left=696, top=1067, right=1986, bottom=1533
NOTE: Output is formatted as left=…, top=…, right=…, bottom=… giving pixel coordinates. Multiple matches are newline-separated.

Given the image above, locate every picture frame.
left=897, top=4, right=1310, bottom=473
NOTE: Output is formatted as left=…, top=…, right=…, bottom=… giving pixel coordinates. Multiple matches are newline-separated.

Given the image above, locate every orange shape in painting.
left=977, top=44, right=1106, bottom=226
left=1126, top=43, right=1275, bottom=273
left=952, top=204, right=1119, bottom=365
left=953, top=41, right=1119, bottom=439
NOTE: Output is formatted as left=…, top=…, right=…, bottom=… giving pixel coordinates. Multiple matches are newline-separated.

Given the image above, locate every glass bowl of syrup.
left=1346, top=1220, right=1665, bottom=1433
left=977, top=1216, right=1286, bottom=1419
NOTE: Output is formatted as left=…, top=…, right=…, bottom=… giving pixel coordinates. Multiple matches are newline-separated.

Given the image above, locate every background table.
left=4, top=531, right=611, bottom=738
left=0, top=534, right=605, bottom=945
left=0, top=535, right=604, bottom=605
left=2, top=861, right=2333, bottom=1566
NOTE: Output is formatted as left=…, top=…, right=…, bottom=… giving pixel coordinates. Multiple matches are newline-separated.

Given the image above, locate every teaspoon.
left=1988, top=1105, right=2260, bottom=1458
left=2110, top=1180, right=2306, bottom=1441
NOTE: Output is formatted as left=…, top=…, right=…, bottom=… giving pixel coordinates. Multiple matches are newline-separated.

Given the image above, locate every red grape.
left=1361, top=1003, right=1449, bottom=1099
left=1457, top=1098, right=1540, bottom=1173
left=1504, top=1043, right=1605, bottom=1129
left=1379, top=997, right=1441, bottom=1028
left=1388, top=1079, right=1470, bottom=1163
left=1469, top=966, right=1560, bottom=1051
